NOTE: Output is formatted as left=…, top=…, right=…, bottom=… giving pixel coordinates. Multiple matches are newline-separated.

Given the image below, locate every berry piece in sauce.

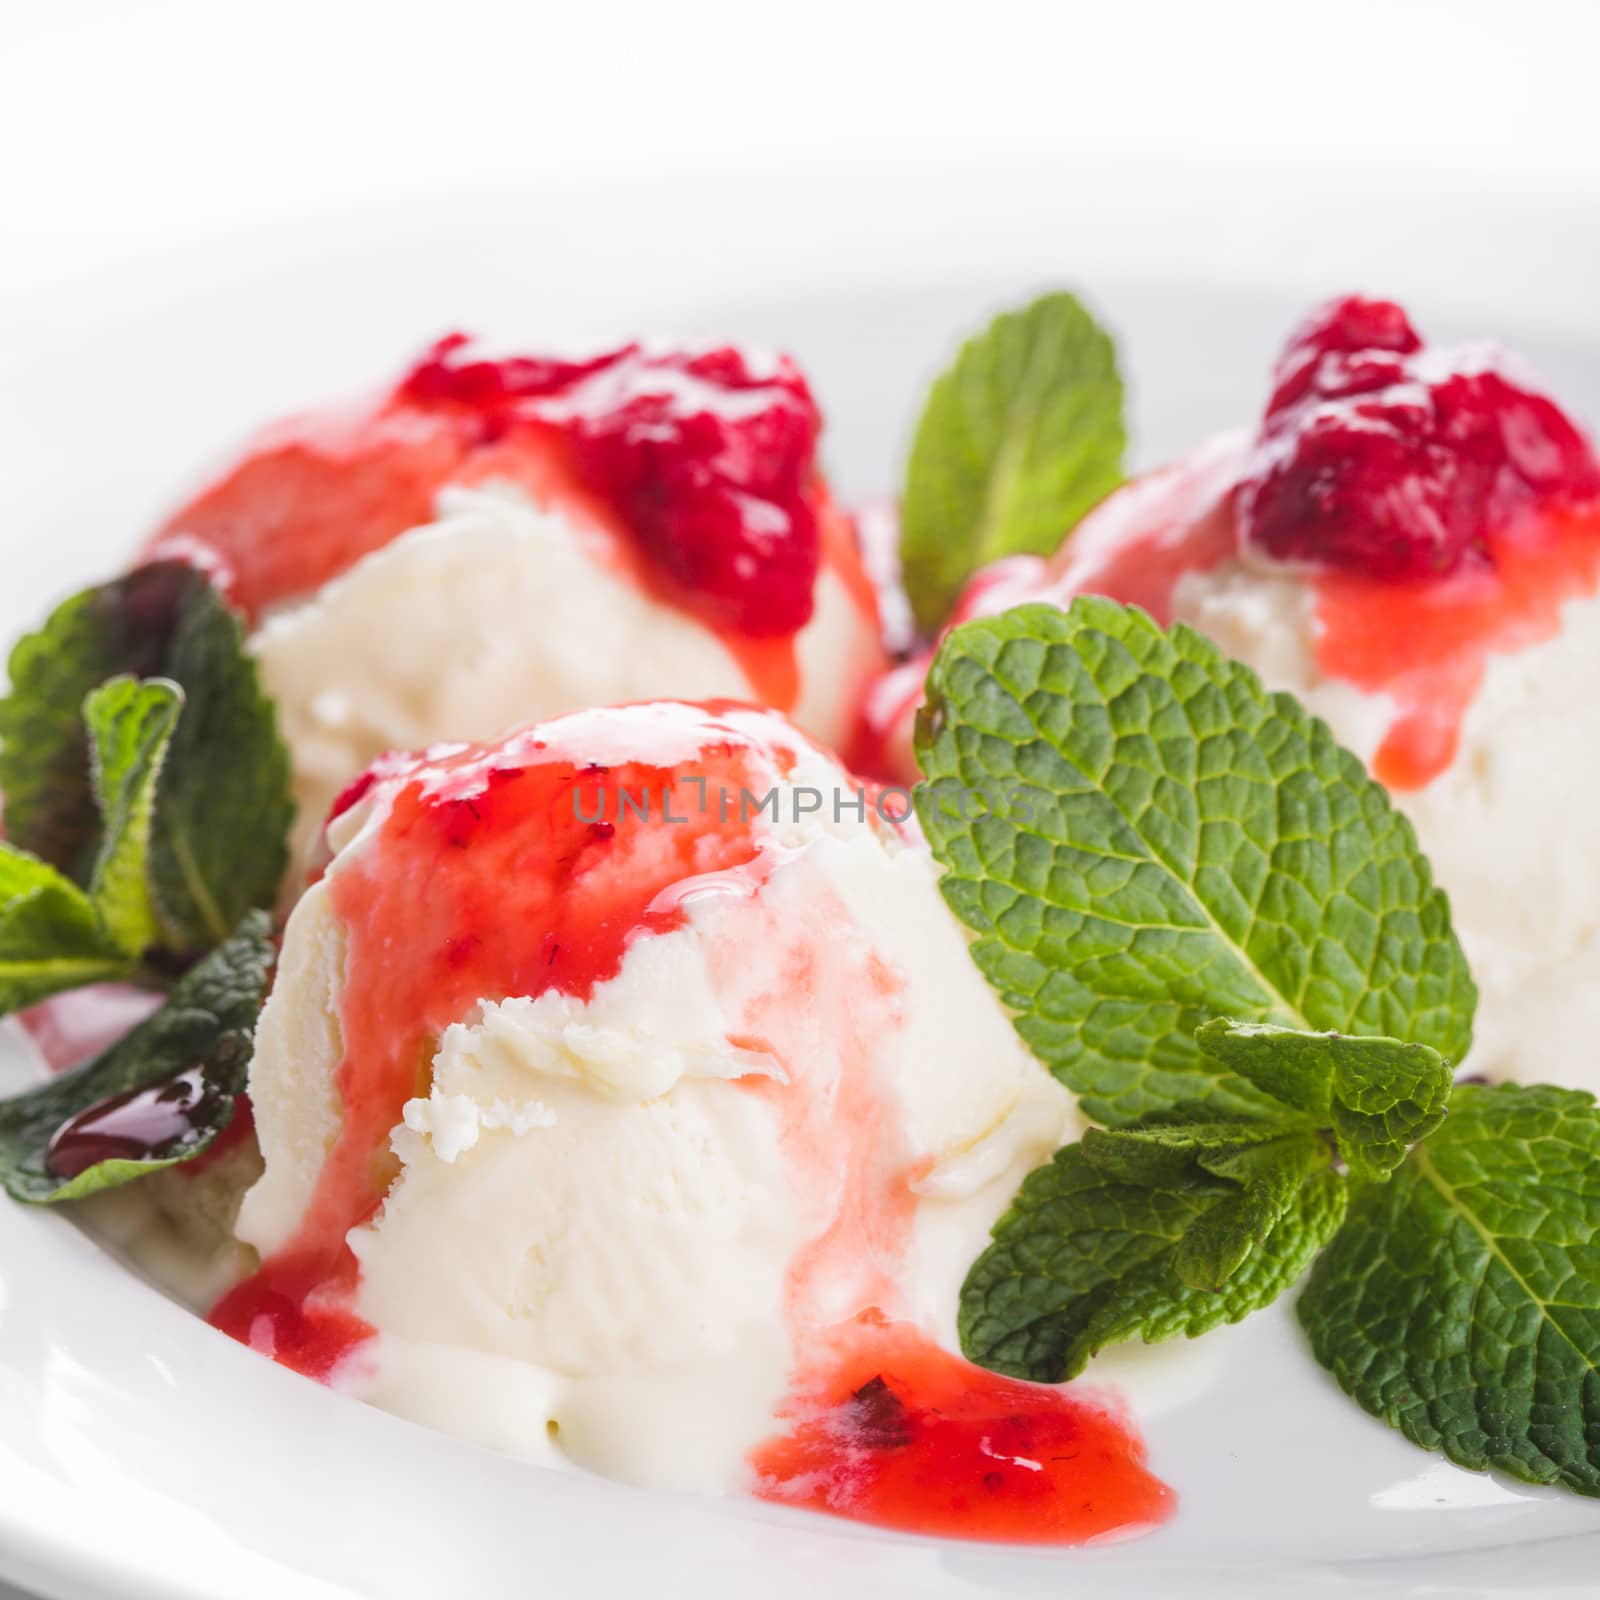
left=1238, top=295, right=1600, bottom=579
left=400, top=337, right=824, bottom=635
left=148, top=336, right=827, bottom=638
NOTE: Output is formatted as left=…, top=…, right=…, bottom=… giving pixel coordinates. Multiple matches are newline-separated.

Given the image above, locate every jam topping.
left=149, top=335, right=830, bottom=645
left=399, top=336, right=823, bottom=636
left=1237, top=295, right=1600, bottom=579
left=44, top=1063, right=233, bottom=1180
left=751, top=1315, right=1174, bottom=1544
left=211, top=703, right=795, bottom=1376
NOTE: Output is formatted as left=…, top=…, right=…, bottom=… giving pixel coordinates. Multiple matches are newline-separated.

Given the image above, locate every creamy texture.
left=254, top=485, right=883, bottom=867
left=1170, top=562, right=1600, bottom=1092
left=233, top=706, right=1074, bottom=1491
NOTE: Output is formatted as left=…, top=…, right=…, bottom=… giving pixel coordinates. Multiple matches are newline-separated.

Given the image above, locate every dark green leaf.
left=960, top=1129, right=1345, bottom=1380
left=1299, top=1083, right=1600, bottom=1497
left=1195, top=1018, right=1452, bottom=1179
left=0, top=912, right=276, bottom=1203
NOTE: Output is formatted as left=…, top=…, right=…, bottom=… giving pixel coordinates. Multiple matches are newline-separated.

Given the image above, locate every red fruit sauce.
left=44, top=1063, right=233, bottom=1181
left=208, top=699, right=1169, bottom=1542
left=141, top=337, right=878, bottom=710
left=929, top=300, right=1600, bottom=793
left=1238, top=295, right=1600, bottom=579
left=751, top=1314, right=1174, bottom=1544
left=210, top=702, right=789, bottom=1376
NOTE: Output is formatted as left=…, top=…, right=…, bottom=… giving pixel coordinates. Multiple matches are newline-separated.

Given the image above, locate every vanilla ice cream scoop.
left=869, top=296, right=1600, bottom=1094
left=216, top=701, right=1076, bottom=1496
left=143, top=339, right=886, bottom=868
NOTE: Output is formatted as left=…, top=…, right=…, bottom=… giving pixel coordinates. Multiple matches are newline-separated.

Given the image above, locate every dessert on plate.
left=144, top=337, right=886, bottom=866
left=3, top=289, right=1600, bottom=1545
left=865, top=294, right=1600, bottom=1095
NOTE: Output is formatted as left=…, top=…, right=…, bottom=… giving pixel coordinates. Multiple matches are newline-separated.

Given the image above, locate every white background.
left=5, top=0, right=1600, bottom=310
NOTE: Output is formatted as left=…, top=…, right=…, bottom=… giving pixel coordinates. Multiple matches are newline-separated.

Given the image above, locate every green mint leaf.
left=0, top=911, right=275, bottom=1203
left=913, top=597, right=1476, bottom=1125
left=900, top=292, right=1124, bottom=631
left=1080, top=1113, right=1306, bottom=1186
left=0, top=848, right=131, bottom=1013
left=1177, top=1133, right=1332, bottom=1290
left=962, top=1130, right=1346, bottom=1381
left=82, top=676, right=183, bottom=958
left=1195, top=1018, right=1452, bottom=1179
left=1299, top=1082, right=1600, bottom=1497
left=0, top=564, right=191, bottom=882
left=146, top=571, right=292, bottom=948
left=0, top=562, right=293, bottom=953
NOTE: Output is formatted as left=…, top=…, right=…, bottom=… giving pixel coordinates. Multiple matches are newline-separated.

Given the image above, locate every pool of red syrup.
left=751, top=1315, right=1174, bottom=1544
left=210, top=703, right=796, bottom=1377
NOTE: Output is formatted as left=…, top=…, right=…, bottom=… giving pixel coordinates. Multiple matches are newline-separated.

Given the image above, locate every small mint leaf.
left=0, top=564, right=191, bottom=882
left=900, top=292, right=1124, bottom=631
left=960, top=1128, right=1345, bottom=1380
left=82, top=676, right=183, bottom=958
left=1176, top=1132, right=1327, bottom=1290
left=146, top=572, right=292, bottom=949
left=1195, top=1019, right=1451, bottom=1179
left=913, top=597, right=1476, bottom=1125
left=1299, top=1083, right=1600, bottom=1497
left=0, top=912, right=275, bottom=1203
left=0, top=848, right=131, bottom=1013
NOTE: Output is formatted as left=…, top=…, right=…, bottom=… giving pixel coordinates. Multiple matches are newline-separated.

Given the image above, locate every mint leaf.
left=1195, top=1018, right=1451, bottom=1180
left=913, top=597, right=1476, bottom=1125
left=0, top=849, right=130, bottom=1012
left=0, top=912, right=275, bottom=1203
left=1299, top=1083, right=1600, bottom=1496
left=82, top=676, right=183, bottom=958
left=146, top=570, right=292, bottom=948
left=0, top=562, right=292, bottom=953
left=1177, top=1133, right=1330, bottom=1290
left=0, top=564, right=192, bottom=882
left=900, top=293, right=1124, bottom=631
left=961, top=1127, right=1346, bottom=1381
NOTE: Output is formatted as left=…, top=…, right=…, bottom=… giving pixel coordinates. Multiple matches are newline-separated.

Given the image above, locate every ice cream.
left=203, top=698, right=1169, bottom=1538
left=868, top=296, right=1600, bottom=1092
left=142, top=339, right=887, bottom=866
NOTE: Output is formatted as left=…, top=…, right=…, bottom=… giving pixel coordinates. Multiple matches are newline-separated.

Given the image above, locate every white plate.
left=3, top=144, right=1600, bottom=1600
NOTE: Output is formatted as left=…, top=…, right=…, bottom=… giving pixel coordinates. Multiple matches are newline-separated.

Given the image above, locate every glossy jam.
left=142, top=337, right=870, bottom=693
left=45, top=1063, right=228, bottom=1180
left=1237, top=295, right=1600, bottom=579
left=924, top=305, right=1600, bottom=794
left=751, top=1315, right=1174, bottom=1544
left=210, top=703, right=790, bottom=1377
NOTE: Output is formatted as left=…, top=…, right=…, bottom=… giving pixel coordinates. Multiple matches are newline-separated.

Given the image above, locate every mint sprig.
left=0, top=678, right=183, bottom=1012
left=0, top=913, right=275, bottom=1203
left=927, top=594, right=1600, bottom=1499
left=913, top=596, right=1475, bottom=1125
left=959, top=1012, right=1444, bottom=1376
left=0, top=562, right=292, bottom=956
left=1300, top=1084, right=1600, bottom=1496
left=899, top=293, right=1125, bottom=632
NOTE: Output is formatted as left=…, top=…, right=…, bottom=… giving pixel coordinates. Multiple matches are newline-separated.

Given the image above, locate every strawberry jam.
left=211, top=703, right=789, bottom=1378
left=1238, top=294, right=1600, bottom=578
left=752, top=1315, right=1174, bottom=1544
left=145, top=335, right=832, bottom=642
left=929, top=299, right=1600, bottom=794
